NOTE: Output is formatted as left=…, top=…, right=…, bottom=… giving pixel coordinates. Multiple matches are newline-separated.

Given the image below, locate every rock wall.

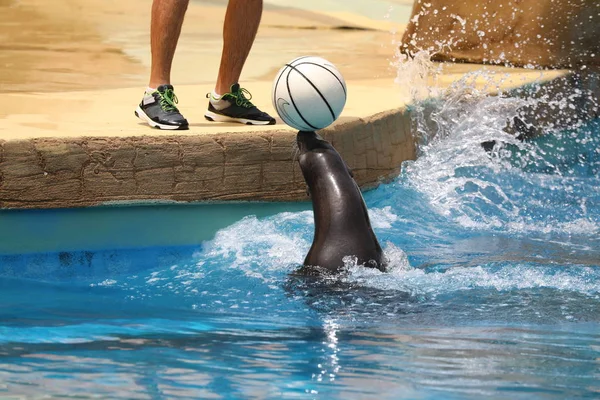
left=0, top=109, right=417, bottom=209
left=400, top=0, right=600, bottom=68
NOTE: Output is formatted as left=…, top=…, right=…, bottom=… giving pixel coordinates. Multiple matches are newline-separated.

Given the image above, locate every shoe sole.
left=135, top=106, right=189, bottom=130
left=204, top=111, right=275, bottom=125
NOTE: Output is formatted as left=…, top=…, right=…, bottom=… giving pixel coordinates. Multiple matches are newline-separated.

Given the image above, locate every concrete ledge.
left=0, top=107, right=415, bottom=209
left=0, top=67, right=580, bottom=210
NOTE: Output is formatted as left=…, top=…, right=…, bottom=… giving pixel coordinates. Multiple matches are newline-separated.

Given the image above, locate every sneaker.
left=135, top=84, right=189, bottom=130
left=205, top=84, right=276, bottom=125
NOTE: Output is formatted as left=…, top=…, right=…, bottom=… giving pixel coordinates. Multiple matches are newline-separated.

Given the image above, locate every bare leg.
left=149, top=0, right=189, bottom=88
left=215, top=0, right=263, bottom=94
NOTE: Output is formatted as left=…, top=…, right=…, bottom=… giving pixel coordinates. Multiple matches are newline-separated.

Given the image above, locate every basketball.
left=272, top=56, right=347, bottom=131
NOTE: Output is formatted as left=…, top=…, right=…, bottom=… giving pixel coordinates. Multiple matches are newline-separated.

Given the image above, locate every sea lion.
left=296, top=131, right=386, bottom=274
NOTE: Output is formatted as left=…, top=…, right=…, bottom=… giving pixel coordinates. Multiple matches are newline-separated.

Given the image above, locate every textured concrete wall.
left=3, top=71, right=597, bottom=210
left=0, top=108, right=417, bottom=209
left=401, top=0, right=600, bottom=68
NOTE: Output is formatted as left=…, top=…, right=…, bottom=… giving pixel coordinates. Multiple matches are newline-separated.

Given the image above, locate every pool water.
left=1, top=78, right=600, bottom=398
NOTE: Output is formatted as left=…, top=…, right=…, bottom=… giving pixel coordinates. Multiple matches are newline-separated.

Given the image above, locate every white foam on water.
left=89, top=279, right=117, bottom=287
left=327, top=237, right=600, bottom=298
left=368, top=206, right=400, bottom=229
left=340, top=243, right=415, bottom=290
left=202, top=214, right=311, bottom=282
left=505, top=217, right=600, bottom=236
left=393, top=48, right=600, bottom=236
left=201, top=208, right=407, bottom=278
left=345, top=260, right=600, bottom=298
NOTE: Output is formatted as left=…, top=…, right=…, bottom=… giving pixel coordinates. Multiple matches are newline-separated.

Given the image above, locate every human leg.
left=215, top=0, right=263, bottom=94
left=205, top=0, right=275, bottom=125
left=136, top=0, right=189, bottom=130
left=149, top=0, right=189, bottom=88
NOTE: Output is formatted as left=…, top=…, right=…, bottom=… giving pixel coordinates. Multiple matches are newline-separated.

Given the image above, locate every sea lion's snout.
left=296, top=131, right=325, bottom=153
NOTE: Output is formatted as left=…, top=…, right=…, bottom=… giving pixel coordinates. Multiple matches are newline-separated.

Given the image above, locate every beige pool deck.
left=0, top=0, right=569, bottom=210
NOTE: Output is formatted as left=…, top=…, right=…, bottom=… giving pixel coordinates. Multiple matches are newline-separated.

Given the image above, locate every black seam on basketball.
left=285, top=63, right=336, bottom=122
left=274, top=65, right=307, bottom=129
left=285, top=64, right=318, bottom=130
left=293, top=62, right=347, bottom=96
left=289, top=55, right=313, bottom=66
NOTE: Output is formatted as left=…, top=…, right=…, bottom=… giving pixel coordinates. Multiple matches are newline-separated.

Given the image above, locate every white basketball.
left=272, top=56, right=347, bottom=131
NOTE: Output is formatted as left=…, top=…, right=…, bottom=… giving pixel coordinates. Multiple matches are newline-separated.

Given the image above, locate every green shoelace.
left=226, top=87, right=254, bottom=108
left=158, top=88, right=179, bottom=112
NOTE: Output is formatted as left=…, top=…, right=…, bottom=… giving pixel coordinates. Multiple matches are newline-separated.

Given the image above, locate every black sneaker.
left=205, top=84, right=276, bottom=125
left=135, top=84, right=189, bottom=130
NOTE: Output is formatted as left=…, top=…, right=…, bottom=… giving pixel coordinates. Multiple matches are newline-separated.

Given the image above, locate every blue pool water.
left=2, top=80, right=600, bottom=397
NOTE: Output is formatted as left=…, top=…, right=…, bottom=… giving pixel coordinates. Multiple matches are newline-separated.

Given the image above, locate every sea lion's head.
left=296, top=131, right=332, bottom=155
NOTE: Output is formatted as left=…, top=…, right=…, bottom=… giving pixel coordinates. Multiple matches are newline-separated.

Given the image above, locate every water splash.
left=392, top=46, right=600, bottom=236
